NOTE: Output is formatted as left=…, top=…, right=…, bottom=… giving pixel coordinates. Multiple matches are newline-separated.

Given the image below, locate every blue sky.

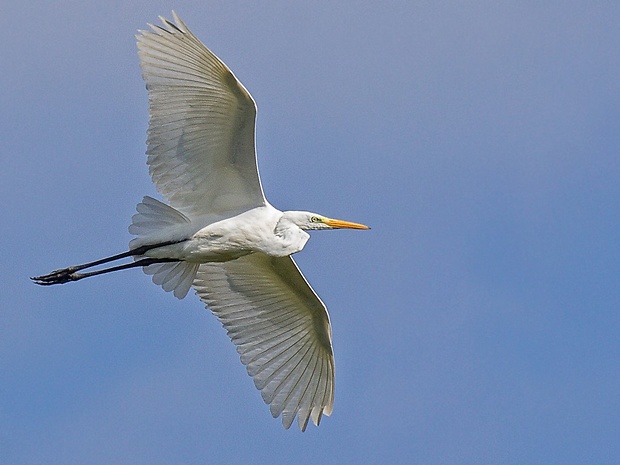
left=2, top=1, right=619, bottom=464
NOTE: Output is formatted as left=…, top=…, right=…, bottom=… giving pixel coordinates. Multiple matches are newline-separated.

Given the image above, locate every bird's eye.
left=311, top=216, right=322, bottom=223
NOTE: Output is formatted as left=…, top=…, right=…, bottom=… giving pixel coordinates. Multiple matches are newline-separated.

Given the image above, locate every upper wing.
left=192, top=253, right=335, bottom=431
left=137, top=13, right=266, bottom=218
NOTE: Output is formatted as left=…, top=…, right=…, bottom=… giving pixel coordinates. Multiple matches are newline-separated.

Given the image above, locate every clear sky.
left=2, top=1, right=619, bottom=464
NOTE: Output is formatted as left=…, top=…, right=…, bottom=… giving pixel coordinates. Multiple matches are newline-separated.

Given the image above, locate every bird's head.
left=282, top=211, right=370, bottom=231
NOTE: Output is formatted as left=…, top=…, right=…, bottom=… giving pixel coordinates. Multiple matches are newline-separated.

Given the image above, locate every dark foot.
left=31, top=267, right=83, bottom=285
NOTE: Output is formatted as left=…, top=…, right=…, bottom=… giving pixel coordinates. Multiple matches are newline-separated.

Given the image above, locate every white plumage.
left=32, top=12, right=368, bottom=431
left=138, top=13, right=265, bottom=218
left=194, top=254, right=334, bottom=430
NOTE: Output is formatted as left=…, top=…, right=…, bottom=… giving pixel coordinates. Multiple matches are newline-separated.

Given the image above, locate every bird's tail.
left=129, top=196, right=193, bottom=248
left=129, top=196, right=198, bottom=299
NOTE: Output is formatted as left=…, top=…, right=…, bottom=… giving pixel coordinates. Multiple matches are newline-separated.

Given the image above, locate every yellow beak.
left=323, top=218, right=370, bottom=230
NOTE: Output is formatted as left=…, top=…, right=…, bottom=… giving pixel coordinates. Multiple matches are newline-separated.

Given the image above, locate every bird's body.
left=32, top=12, right=368, bottom=431
left=144, top=205, right=309, bottom=264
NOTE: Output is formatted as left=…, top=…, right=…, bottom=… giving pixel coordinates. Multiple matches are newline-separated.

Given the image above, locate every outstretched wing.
left=192, top=253, right=335, bottom=431
left=137, top=12, right=266, bottom=218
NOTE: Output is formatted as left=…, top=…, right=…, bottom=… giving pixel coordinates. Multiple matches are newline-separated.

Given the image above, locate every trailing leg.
left=31, top=240, right=181, bottom=286
left=31, top=257, right=179, bottom=285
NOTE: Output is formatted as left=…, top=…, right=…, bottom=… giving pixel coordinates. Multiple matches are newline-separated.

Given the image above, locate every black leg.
left=31, top=240, right=182, bottom=286
left=31, top=257, right=179, bottom=285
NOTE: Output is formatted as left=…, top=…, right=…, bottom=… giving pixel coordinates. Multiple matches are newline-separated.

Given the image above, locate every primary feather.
left=193, top=254, right=334, bottom=431
left=137, top=12, right=265, bottom=218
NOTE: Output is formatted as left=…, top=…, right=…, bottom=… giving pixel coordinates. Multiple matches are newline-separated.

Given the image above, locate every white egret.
left=32, top=12, right=369, bottom=431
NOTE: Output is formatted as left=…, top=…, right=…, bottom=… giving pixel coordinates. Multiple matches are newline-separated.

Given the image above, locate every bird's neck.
left=273, top=213, right=310, bottom=256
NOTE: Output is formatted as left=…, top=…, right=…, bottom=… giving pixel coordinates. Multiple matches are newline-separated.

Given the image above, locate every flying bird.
left=32, top=12, right=369, bottom=431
